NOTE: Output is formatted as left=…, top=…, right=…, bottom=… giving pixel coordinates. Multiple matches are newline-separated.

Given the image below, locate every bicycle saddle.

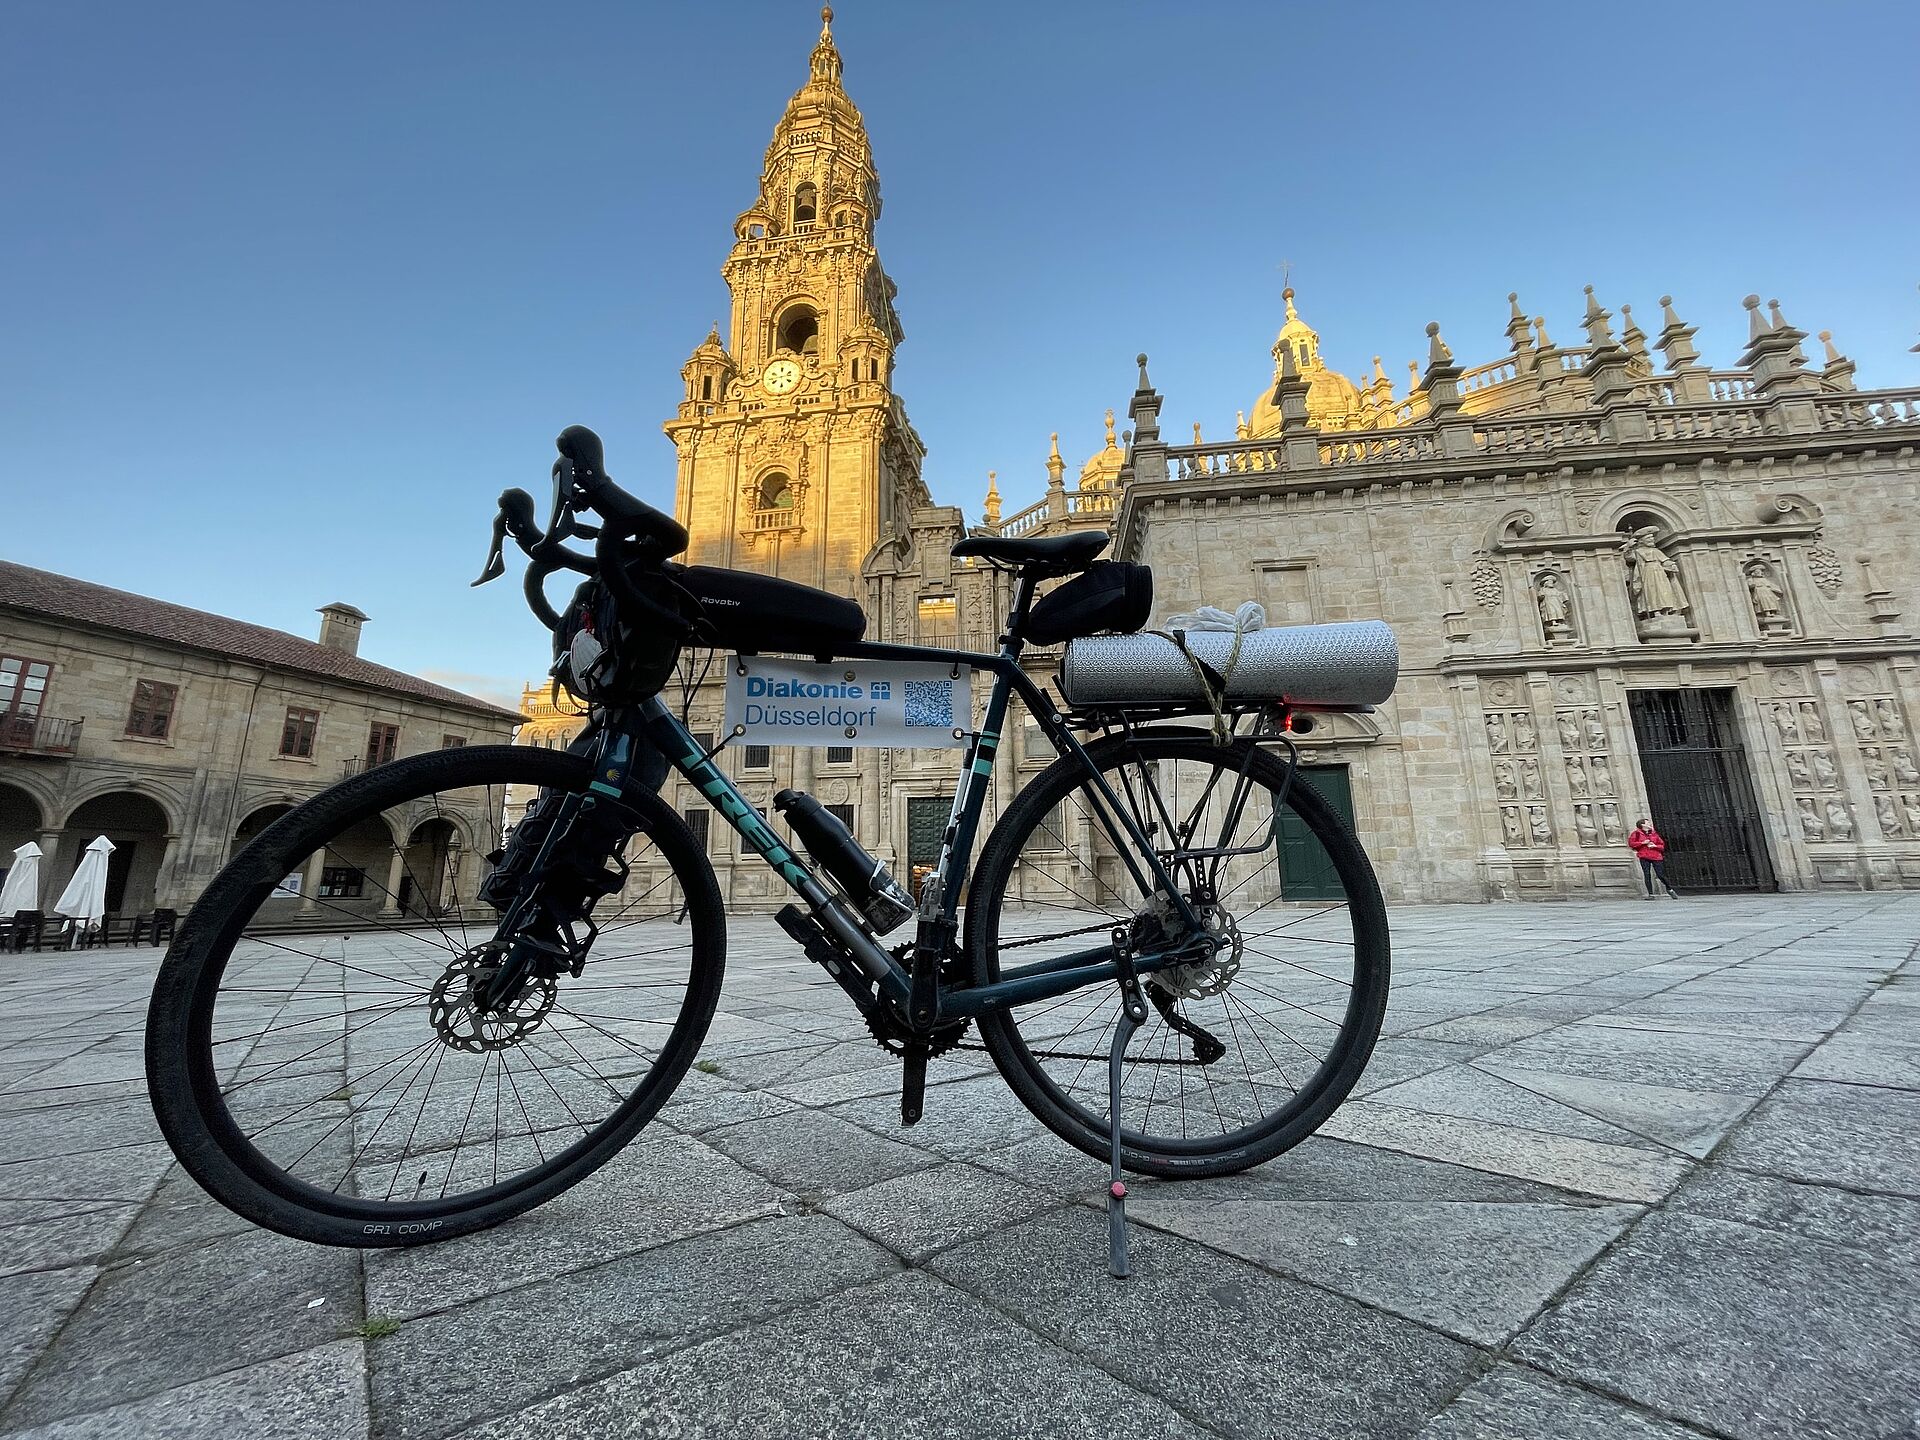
left=950, top=530, right=1108, bottom=576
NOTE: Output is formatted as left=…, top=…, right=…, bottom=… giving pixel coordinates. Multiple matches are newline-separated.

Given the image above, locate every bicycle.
left=145, top=426, right=1392, bottom=1275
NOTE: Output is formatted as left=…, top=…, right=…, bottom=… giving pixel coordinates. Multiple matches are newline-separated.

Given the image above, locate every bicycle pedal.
left=899, top=1047, right=927, bottom=1125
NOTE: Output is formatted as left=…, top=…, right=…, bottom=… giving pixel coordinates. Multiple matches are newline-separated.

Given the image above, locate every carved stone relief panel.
left=1552, top=677, right=1612, bottom=848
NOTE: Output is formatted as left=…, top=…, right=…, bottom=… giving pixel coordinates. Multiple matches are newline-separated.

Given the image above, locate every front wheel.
left=146, top=744, right=724, bottom=1247
left=967, top=730, right=1389, bottom=1178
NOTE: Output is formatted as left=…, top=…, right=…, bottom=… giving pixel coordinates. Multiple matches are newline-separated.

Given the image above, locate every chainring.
left=862, top=940, right=971, bottom=1059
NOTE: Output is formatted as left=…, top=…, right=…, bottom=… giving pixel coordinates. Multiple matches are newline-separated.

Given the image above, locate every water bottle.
left=773, top=790, right=915, bottom=934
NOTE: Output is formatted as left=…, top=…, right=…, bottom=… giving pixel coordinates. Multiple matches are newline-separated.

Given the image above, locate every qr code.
left=904, top=679, right=955, bottom=729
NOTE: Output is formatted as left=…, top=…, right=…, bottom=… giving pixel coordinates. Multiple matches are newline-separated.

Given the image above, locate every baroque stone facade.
left=1107, top=288, right=1920, bottom=898
left=0, top=562, right=521, bottom=918
left=520, top=9, right=1920, bottom=904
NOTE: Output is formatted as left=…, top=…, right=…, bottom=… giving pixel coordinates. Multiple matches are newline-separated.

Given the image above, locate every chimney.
left=316, top=603, right=369, bottom=656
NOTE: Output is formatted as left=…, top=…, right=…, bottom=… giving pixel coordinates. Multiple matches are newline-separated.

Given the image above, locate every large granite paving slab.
left=1415, top=1365, right=1709, bottom=1439
left=3, top=1341, right=367, bottom=1440
left=369, top=1214, right=895, bottom=1440
left=1, top=1229, right=359, bottom=1428
left=1516, top=1210, right=1920, bottom=1440
left=1718, top=1078, right=1920, bottom=1196
left=363, top=1130, right=785, bottom=1317
left=462, top=1270, right=1209, bottom=1439
left=930, top=1208, right=1477, bottom=1438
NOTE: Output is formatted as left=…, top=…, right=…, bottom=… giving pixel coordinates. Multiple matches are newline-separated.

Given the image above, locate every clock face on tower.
left=762, top=358, right=802, bottom=395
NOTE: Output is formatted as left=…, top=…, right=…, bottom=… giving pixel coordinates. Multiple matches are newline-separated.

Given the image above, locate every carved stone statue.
left=1536, top=572, right=1574, bottom=642
left=1799, top=702, right=1826, bottom=741
left=1824, top=798, right=1855, bottom=841
left=1866, top=753, right=1891, bottom=790
left=1574, top=805, right=1599, bottom=846
left=1744, top=562, right=1790, bottom=634
left=1905, top=796, right=1920, bottom=834
left=1599, top=802, right=1624, bottom=844
left=1771, top=705, right=1799, bottom=746
left=1486, top=714, right=1509, bottom=754
left=1849, top=701, right=1878, bottom=742
left=1878, top=701, right=1908, bottom=740
left=1557, top=713, right=1582, bottom=751
left=1493, top=761, right=1518, bottom=800
left=1566, top=758, right=1589, bottom=797
left=1796, top=796, right=1825, bottom=840
left=1512, top=712, right=1538, bottom=752
left=1501, top=808, right=1526, bottom=845
left=1874, top=793, right=1901, bottom=837
left=1786, top=752, right=1812, bottom=789
left=1520, top=759, right=1544, bottom=800
left=1621, top=526, right=1690, bottom=635
left=1590, top=756, right=1615, bottom=795
left=1582, top=710, right=1608, bottom=752
left=1893, top=749, right=1920, bottom=786
left=1528, top=807, right=1552, bottom=844
left=1813, top=750, right=1839, bottom=789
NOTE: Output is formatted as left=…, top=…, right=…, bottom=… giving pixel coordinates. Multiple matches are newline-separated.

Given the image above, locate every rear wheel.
left=146, top=744, right=723, bottom=1247
left=967, top=730, right=1388, bottom=1178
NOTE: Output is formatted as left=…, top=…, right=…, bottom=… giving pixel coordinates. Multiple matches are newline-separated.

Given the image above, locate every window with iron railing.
left=0, top=655, right=51, bottom=719
left=825, top=746, right=854, bottom=765
left=684, top=808, right=710, bottom=852
left=744, top=744, right=772, bottom=769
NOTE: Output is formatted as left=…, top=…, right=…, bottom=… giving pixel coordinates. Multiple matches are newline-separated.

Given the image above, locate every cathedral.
left=519, top=8, right=1920, bottom=903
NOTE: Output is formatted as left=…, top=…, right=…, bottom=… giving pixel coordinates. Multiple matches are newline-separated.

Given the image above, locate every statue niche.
left=1534, top=569, right=1577, bottom=645
left=1744, top=558, right=1792, bottom=636
left=1618, top=520, right=1693, bottom=640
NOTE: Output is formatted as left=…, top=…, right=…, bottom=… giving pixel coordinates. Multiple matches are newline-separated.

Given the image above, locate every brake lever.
left=470, top=489, right=543, bottom=586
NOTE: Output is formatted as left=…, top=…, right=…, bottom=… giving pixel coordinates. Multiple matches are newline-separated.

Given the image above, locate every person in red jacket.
left=1628, top=817, right=1677, bottom=897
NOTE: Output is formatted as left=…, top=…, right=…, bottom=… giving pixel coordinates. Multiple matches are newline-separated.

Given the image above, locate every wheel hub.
left=428, top=947, right=557, bottom=1052
left=1142, top=898, right=1243, bottom=1001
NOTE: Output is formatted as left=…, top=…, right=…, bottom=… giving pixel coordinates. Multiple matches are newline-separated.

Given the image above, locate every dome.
left=1246, top=288, right=1369, bottom=436
left=1078, top=409, right=1125, bottom=489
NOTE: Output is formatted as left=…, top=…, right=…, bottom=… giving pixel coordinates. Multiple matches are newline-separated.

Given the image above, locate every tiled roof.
left=0, top=560, right=523, bottom=725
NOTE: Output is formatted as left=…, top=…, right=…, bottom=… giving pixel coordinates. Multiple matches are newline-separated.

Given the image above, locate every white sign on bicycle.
left=725, top=656, right=973, bottom=749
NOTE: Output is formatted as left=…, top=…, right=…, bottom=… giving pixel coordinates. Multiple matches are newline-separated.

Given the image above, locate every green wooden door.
left=906, top=796, right=949, bottom=899
left=1276, top=765, right=1354, bottom=901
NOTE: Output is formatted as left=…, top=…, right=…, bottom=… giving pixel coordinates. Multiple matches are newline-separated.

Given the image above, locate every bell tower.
left=664, top=6, right=928, bottom=595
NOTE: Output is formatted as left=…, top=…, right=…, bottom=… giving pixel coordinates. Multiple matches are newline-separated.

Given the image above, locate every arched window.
left=758, top=472, right=794, bottom=511
left=793, top=184, right=817, bottom=225
left=777, top=305, right=819, bottom=357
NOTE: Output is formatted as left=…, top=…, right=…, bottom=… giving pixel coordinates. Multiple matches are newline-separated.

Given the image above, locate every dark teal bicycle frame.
left=619, top=613, right=1211, bottom=1029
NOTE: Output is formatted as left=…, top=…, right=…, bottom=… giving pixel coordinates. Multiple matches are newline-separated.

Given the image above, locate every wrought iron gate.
left=1627, top=689, right=1777, bottom=893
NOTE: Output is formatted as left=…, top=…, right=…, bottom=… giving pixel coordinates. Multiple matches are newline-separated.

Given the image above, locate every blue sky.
left=4, top=1, right=1916, bottom=704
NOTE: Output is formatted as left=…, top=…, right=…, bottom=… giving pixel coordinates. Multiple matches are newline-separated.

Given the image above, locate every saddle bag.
left=1024, top=562, right=1153, bottom=647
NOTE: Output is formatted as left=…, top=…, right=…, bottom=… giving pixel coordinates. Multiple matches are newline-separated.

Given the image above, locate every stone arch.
left=772, top=297, right=822, bottom=358
left=1597, top=495, right=1688, bottom=539
left=56, top=791, right=173, bottom=914
left=0, top=784, right=46, bottom=900
left=58, top=776, right=186, bottom=835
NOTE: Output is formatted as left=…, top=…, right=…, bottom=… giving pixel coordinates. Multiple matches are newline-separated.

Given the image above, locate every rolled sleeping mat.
left=1059, top=620, right=1399, bottom=709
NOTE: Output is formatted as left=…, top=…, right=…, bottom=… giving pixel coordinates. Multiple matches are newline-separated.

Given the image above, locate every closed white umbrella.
left=0, top=842, right=41, bottom=914
left=54, top=836, right=115, bottom=930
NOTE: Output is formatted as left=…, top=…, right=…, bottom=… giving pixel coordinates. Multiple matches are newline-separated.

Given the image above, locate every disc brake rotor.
left=1143, top=902, right=1243, bottom=1001
left=428, top=949, right=557, bottom=1053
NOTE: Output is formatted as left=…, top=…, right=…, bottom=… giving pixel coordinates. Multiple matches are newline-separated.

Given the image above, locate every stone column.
left=380, top=847, right=408, bottom=917
left=297, top=848, right=327, bottom=914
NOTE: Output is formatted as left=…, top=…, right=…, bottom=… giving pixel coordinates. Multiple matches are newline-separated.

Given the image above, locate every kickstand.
left=1106, top=982, right=1149, bottom=1279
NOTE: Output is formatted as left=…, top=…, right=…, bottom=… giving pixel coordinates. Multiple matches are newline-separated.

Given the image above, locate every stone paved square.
left=0, top=894, right=1915, bottom=1438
